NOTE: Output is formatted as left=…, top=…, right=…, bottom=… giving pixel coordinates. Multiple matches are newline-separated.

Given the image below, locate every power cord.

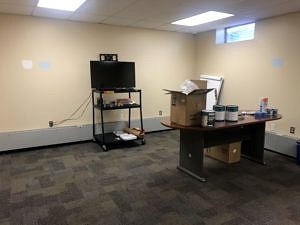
left=50, top=92, right=92, bottom=127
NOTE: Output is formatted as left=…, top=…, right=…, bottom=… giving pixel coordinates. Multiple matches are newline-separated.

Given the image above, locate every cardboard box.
left=205, top=142, right=241, bottom=163
left=165, top=80, right=209, bottom=126
left=189, top=80, right=207, bottom=89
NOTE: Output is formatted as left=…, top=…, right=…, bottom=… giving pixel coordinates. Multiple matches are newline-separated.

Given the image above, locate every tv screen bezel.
left=90, top=61, right=136, bottom=90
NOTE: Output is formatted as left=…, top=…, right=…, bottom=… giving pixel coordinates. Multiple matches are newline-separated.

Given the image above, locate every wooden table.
left=161, top=114, right=282, bottom=182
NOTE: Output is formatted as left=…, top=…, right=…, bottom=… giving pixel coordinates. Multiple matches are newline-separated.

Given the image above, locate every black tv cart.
left=92, top=88, right=145, bottom=151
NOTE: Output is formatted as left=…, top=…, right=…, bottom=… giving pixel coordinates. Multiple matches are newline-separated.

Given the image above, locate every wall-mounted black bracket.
left=100, top=54, right=118, bottom=62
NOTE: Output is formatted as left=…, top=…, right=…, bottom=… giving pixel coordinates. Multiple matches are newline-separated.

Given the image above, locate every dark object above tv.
left=90, top=61, right=135, bottom=90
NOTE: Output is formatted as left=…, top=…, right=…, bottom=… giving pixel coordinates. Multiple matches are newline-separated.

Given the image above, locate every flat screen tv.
left=90, top=61, right=136, bottom=90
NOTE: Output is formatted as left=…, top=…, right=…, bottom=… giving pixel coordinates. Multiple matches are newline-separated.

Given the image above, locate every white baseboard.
left=0, top=117, right=170, bottom=152
left=1, top=121, right=297, bottom=157
left=264, top=131, right=298, bottom=157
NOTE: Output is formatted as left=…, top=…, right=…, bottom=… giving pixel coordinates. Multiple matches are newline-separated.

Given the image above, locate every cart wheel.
left=141, top=139, right=146, bottom=145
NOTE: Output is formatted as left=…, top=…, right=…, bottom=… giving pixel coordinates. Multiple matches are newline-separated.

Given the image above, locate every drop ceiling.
left=0, top=0, right=299, bottom=34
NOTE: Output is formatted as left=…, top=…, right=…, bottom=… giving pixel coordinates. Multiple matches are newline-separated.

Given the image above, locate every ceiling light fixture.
left=172, top=11, right=234, bottom=26
left=37, top=0, right=87, bottom=12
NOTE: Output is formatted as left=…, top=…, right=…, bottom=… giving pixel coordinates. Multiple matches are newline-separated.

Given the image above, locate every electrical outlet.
left=290, top=127, right=295, bottom=134
left=49, top=121, right=53, bottom=127
left=159, top=110, right=163, bottom=116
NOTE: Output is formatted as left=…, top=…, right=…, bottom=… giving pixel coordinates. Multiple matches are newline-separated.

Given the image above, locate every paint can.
left=201, top=110, right=215, bottom=127
left=213, top=105, right=225, bottom=121
left=225, top=105, right=239, bottom=122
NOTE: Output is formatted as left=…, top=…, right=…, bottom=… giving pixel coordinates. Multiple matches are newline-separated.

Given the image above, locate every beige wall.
left=2, top=12, right=299, bottom=138
left=196, top=12, right=300, bottom=137
left=0, top=14, right=196, bottom=132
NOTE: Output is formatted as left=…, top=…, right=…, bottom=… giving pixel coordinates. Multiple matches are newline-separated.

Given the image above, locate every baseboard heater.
left=1, top=123, right=296, bottom=156
left=0, top=117, right=170, bottom=152
left=264, top=131, right=297, bottom=158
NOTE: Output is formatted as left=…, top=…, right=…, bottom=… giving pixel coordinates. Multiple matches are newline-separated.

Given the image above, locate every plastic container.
left=201, top=110, right=215, bottom=127
left=254, top=111, right=268, bottom=119
left=259, top=97, right=268, bottom=112
left=297, top=141, right=300, bottom=165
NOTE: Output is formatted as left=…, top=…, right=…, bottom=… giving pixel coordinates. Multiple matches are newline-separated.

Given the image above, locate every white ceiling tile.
left=0, top=0, right=37, bottom=5
left=141, top=7, right=183, bottom=23
left=158, top=23, right=184, bottom=32
left=33, top=7, right=72, bottom=19
left=69, top=12, right=108, bottom=23
left=228, top=0, right=290, bottom=14
left=101, top=16, right=138, bottom=26
left=114, top=0, right=167, bottom=20
left=0, top=0, right=299, bottom=34
left=0, top=3, right=33, bottom=15
left=69, top=13, right=107, bottom=23
left=131, top=19, right=166, bottom=29
left=76, top=0, right=137, bottom=16
left=233, top=0, right=300, bottom=20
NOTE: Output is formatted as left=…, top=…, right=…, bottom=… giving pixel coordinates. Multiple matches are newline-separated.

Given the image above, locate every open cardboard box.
left=164, top=80, right=213, bottom=126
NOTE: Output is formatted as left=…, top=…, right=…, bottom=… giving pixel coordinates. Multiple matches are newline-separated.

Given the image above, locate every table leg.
left=178, top=129, right=206, bottom=182
left=241, top=122, right=266, bottom=165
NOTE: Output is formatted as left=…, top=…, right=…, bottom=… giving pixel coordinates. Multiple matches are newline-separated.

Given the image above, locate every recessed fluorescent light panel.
left=172, top=11, right=234, bottom=26
left=37, top=0, right=87, bottom=12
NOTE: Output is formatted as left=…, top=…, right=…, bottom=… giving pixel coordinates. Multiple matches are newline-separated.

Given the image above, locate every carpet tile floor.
left=0, top=130, right=300, bottom=225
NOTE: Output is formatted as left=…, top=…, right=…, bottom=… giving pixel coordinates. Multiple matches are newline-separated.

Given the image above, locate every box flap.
left=190, top=80, right=207, bottom=89
left=190, top=89, right=214, bottom=95
left=163, top=88, right=214, bottom=95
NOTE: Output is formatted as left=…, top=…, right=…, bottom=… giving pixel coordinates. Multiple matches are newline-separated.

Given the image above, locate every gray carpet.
left=0, top=130, right=300, bottom=225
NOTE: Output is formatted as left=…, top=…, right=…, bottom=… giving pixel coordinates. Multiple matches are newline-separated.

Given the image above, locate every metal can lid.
left=201, top=109, right=215, bottom=114
left=226, top=105, right=239, bottom=112
left=213, top=105, right=225, bottom=111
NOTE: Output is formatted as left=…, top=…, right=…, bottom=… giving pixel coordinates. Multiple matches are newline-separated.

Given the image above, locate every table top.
left=161, top=114, right=282, bottom=131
